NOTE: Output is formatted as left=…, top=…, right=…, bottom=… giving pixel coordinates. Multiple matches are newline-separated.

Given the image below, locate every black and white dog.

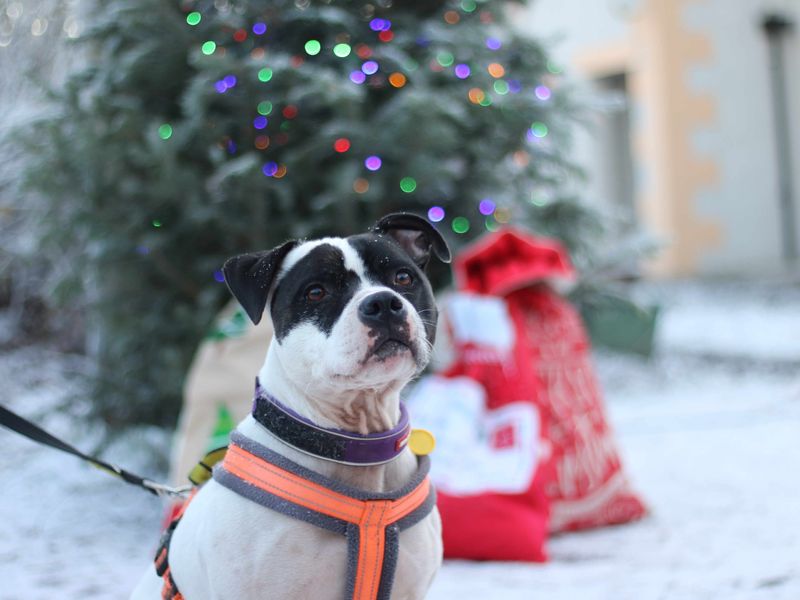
left=132, top=213, right=449, bottom=599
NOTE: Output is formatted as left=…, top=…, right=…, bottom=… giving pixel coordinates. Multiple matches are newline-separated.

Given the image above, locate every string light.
left=388, top=72, right=406, bottom=88
left=364, top=156, right=382, bottom=171
left=258, top=68, right=273, bottom=82
left=186, top=12, right=201, bottom=26
left=452, top=217, right=470, bottom=234
left=333, top=43, right=351, bottom=57
left=428, top=206, right=445, bottom=222
left=454, top=64, right=471, bottom=79
left=201, top=41, right=216, bottom=55
left=158, top=124, right=173, bottom=140
left=305, top=40, right=321, bottom=55
left=252, top=22, right=267, bottom=35
left=399, top=177, right=417, bottom=193
left=334, top=138, right=351, bottom=152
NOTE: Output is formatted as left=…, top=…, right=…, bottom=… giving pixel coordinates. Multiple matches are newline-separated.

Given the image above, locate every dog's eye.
left=305, top=285, right=326, bottom=302
left=394, top=269, right=413, bottom=287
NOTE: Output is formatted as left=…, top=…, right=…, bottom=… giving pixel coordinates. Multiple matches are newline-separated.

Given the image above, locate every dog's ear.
left=372, top=212, right=451, bottom=270
left=222, top=240, right=298, bottom=324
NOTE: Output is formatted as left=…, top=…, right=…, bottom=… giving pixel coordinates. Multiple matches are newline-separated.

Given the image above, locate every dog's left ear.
left=222, top=239, right=298, bottom=324
left=372, top=212, right=451, bottom=270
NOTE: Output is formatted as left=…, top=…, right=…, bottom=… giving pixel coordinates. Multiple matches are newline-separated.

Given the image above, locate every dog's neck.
left=258, top=341, right=402, bottom=435
left=242, top=342, right=416, bottom=493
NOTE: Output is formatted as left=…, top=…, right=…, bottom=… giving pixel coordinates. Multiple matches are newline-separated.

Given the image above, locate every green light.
left=479, top=95, right=492, bottom=107
left=405, top=59, right=419, bottom=72
left=280, top=121, right=291, bottom=131
left=531, top=122, right=549, bottom=137
left=546, top=60, right=563, bottom=74
left=531, top=193, right=547, bottom=206
left=186, top=12, right=201, bottom=26
left=158, top=124, right=173, bottom=140
left=461, top=0, right=477, bottom=12
left=452, top=217, right=470, bottom=234
left=493, top=80, right=509, bottom=95
left=257, top=101, right=273, bottom=115
left=485, top=217, right=500, bottom=232
left=152, top=219, right=162, bottom=228
left=258, top=68, right=273, bottom=82
left=333, top=43, right=351, bottom=58
left=305, top=40, right=321, bottom=55
left=201, top=41, right=216, bottom=55
left=399, top=177, right=417, bottom=193
left=436, top=52, right=454, bottom=67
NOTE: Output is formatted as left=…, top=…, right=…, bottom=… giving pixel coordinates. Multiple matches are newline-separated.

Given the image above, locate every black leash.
left=0, top=404, right=191, bottom=498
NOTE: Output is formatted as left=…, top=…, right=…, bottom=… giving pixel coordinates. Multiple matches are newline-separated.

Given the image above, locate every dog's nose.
left=358, top=291, right=406, bottom=326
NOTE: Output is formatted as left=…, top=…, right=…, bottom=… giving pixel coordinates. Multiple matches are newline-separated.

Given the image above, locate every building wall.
left=515, top=0, right=800, bottom=277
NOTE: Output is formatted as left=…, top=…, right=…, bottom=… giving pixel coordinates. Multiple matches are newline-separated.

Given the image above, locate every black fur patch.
left=270, top=244, right=361, bottom=342
left=348, top=234, right=438, bottom=344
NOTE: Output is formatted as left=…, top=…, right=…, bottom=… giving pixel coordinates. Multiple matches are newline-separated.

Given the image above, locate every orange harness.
left=156, top=432, right=435, bottom=600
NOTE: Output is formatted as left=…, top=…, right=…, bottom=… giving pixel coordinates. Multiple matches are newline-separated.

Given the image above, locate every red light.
left=378, top=30, right=394, bottom=43
left=334, top=138, right=351, bottom=153
left=282, top=105, right=298, bottom=119
left=233, top=28, right=248, bottom=42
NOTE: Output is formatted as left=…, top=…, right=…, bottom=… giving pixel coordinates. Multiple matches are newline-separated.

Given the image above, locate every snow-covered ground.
left=1, top=280, right=798, bottom=600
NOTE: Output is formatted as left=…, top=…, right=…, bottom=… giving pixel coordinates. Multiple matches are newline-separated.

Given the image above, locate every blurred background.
left=0, top=0, right=798, bottom=598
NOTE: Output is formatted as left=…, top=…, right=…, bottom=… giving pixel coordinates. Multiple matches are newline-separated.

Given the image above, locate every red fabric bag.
left=427, top=229, right=645, bottom=559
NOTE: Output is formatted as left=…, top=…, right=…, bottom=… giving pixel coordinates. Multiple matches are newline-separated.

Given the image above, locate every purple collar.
left=251, top=380, right=411, bottom=466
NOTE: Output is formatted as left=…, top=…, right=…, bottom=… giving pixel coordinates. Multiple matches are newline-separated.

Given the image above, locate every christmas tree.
left=19, top=0, right=609, bottom=429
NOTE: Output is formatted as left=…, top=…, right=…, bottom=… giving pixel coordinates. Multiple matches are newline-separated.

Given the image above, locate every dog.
left=132, top=213, right=449, bottom=600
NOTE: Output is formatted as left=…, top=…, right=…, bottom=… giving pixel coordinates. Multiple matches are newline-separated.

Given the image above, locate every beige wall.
left=517, top=0, right=800, bottom=277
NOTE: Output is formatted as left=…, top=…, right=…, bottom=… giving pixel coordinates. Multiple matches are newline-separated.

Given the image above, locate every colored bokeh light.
left=461, top=0, right=477, bottom=12
left=365, top=156, right=382, bottom=171
left=485, top=217, right=500, bottom=232
left=468, top=88, right=485, bottom=104
left=531, top=122, right=549, bottom=138
left=399, top=177, right=417, bottom=193
left=535, top=85, right=552, bottom=100
left=452, top=217, right=470, bottom=234
left=186, top=12, right=201, bottom=26
left=378, top=30, right=394, bottom=42
left=454, top=64, right=471, bottom=79
left=436, top=52, right=454, bottom=67
left=427, top=206, right=445, bottom=222
left=333, top=43, right=351, bottom=57
left=508, top=79, right=522, bottom=94
left=262, top=162, right=278, bottom=177
left=253, top=116, right=268, bottom=129
left=493, top=80, right=509, bottom=95
left=254, top=135, right=270, bottom=150
left=201, top=41, right=216, bottom=55
left=350, top=71, right=367, bottom=84
left=282, top=105, right=298, bottom=119
left=389, top=72, right=407, bottom=88
left=486, top=37, right=501, bottom=50
left=362, top=60, right=379, bottom=75
left=213, top=270, right=225, bottom=283
left=152, top=220, right=162, bottom=228
left=478, top=199, right=496, bottom=215
left=252, top=22, right=267, bottom=35
left=158, top=124, right=173, bottom=140
left=233, top=29, right=248, bottom=43
left=258, top=68, right=273, bottom=82
left=334, top=138, right=351, bottom=153
left=494, top=207, right=511, bottom=223
left=369, top=18, right=391, bottom=31
left=353, top=178, right=369, bottom=193
left=487, top=63, right=505, bottom=78
left=444, top=11, right=460, bottom=24
left=257, top=101, right=273, bottom=115
left=305, top=40, right=321, bottom=55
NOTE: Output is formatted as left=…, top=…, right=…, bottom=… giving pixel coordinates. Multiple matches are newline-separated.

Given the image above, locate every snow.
left=1, top=280, right=799, bottom=599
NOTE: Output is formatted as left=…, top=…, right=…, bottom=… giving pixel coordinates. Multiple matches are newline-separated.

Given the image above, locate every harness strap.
left=214, top=432, right=435, bottom=600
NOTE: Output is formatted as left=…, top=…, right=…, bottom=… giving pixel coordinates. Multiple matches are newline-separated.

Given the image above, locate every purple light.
left=253, top=116, right=268, bottom=129
left=252, top=22, right=267, bottom=35
left=226, top=140, right=237, bottom=154
left=262, top=161, right=278, bottom=176
left=486, top=37, right=501, bottom=50
left=369, top=18, right=384, bottom=31
left=223, top=75, right=237, bottom=88
left=136, top=245, right=150, bottom=255
left=364, top=156, right=382, bottom=171
left=350, top=70, right=367, bottom=84
left=362, top=60, right=379, bottom=75
left=214, top=80, right=228, bottom=93
left=213, top=270, right=225, bottom=283
left=427, top=206, right=445, bottom=222
left=478, top=199, right=496, bottom=215
left=454, top=64, right=471, bottom=79
left=508, top=79, right=522, bottom=94
left=535, top=85, right=552, bottom=100
left=380, top=19, right=392, bottom=31
left=526, top=129, right=538, bottom=143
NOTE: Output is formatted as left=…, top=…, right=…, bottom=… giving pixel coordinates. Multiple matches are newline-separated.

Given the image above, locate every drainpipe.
left=762, top=14, right=796, bottom=263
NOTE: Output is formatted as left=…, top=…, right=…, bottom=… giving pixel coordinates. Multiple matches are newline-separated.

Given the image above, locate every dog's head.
left=223, top=213, right=451, bottom=395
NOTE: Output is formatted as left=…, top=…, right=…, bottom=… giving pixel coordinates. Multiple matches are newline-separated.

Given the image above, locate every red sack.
left=439, top=229, right=646, bottom=535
